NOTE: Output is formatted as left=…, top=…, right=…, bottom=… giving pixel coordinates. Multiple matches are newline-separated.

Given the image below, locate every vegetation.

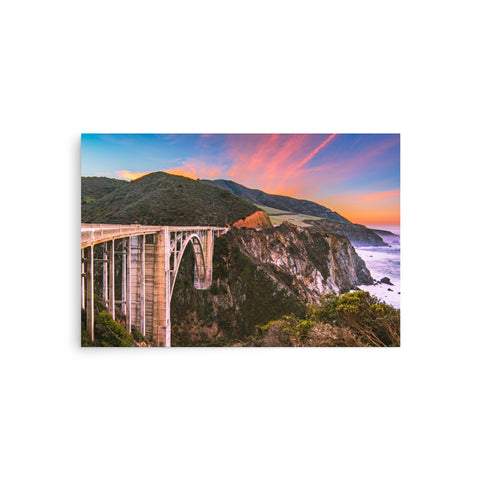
left=269, top=213, right=325, bottom=227
left=248, top=291, right=400, bottom=347
left=200, top=178, right=349, bottom=222
left=81, top=294, right=149, bottom=347
left=201, top=178, right=387, bottom=246
left=306, top=218, right=387, bottom=246
left=252, top=204, right=290, bottom=215
left=81, top=309, right=133, bottom=347
left=82, top=172, right=259, bottom=226
left=170, top=235, right=306, bottom=346
left=81, top=176, right=127, bottom=205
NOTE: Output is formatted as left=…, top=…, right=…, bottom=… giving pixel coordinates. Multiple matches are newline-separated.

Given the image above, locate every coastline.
left=354, top=225, right=400, bottom=309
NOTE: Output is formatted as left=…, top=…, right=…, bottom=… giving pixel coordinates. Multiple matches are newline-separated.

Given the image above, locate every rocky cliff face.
left=305, top=219, right=387, bottom=247
left=170, top=222, right=373, bottom=346
left=232, top=211, right=273, bottom=228
left=228, top=222, right=373, bottom=302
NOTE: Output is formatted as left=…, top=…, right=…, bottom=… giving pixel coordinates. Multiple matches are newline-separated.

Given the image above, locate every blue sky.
left=82, top=133, right=400, bottom=225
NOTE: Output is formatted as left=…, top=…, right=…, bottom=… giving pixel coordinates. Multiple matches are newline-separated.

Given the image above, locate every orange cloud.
left=165, top=165, right=198, bottom=179
left=116, top=170, right=149, bottom=180
left=165, top=157, right=228, bottom=180
left=364, top=189, right=400, bottom=201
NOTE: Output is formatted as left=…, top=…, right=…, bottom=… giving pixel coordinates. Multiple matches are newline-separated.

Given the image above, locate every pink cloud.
left=225, top=134, right=314, bottom=193
left=275, top=134, right=337, bottom=191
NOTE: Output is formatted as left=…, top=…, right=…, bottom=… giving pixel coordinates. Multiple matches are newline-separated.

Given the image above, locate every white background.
left=1, top=1, right=479, bottom=479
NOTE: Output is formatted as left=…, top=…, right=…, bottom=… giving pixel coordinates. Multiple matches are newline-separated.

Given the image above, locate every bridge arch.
left=169, top=233, right=208, bottom=300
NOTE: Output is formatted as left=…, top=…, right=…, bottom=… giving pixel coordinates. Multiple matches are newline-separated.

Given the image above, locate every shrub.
left=131, top=326, right=146, bottom=343
left=94, top=311, right=133, bottom=347
left=251, top=291, right=400, bottom=347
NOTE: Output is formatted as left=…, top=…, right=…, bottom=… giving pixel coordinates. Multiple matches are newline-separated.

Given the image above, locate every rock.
left=233, top=211, right=273, bottom=228
left=380, top=277, right=393, bottom=285
left=388, top=288, right=393, bottom=291
left=305, top=219, right=388, bottom=247
left=227, top=222, right=374, bottom=302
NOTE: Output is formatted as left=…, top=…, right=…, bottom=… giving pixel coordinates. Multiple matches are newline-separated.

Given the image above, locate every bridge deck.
left=81, top=223, right=226, bottom=248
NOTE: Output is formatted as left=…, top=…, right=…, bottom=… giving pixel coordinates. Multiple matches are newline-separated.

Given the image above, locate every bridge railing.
left=81, top=224, right=227, bottom=248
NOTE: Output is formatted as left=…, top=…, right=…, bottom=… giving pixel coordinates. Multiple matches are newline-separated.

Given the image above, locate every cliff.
left=232, top=211, right=273, bottom=228
left=170, top=222, right=373, bottom=346
left=305, top=219, right=387, bottom=246
left=228, top=222, right=373, bottom=302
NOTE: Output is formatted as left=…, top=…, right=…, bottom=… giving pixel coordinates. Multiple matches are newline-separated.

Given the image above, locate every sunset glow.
left=82, top=133, right=400, bottom=226
left=116, top=170, right=149, bottom=180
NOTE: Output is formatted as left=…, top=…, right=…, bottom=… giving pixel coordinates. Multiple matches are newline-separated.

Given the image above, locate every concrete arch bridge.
left=81, top=224, right=227, bottom=346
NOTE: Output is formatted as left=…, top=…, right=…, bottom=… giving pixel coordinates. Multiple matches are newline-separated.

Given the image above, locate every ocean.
left=353, top=225, right=400, bottom=309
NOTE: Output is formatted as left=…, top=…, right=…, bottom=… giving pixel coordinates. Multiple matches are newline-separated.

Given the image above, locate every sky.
left=81, top=133, right=400, bottom=226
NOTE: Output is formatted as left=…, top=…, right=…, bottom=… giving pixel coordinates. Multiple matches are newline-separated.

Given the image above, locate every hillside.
left=81, top=172, right=260, bottom=226
left=81, top=176, right=127, bottom=204
left=200, top=178, right=386, bottom=246
left=200, top=179, right=349, bottom=222
left=305, top=219, right=387, bottom=247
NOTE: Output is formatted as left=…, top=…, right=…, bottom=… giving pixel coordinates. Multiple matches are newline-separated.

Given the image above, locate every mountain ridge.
left=200, top=178, right=387, bottom=246
left=200, top=179, right=349, bottom=222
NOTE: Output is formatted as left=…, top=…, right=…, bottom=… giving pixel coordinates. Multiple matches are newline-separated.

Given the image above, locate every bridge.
left=81, top=224, right=227, bottom=347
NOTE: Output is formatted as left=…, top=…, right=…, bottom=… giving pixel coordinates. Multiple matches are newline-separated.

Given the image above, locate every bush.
left=131, top=326, right=146, bottom=343
left=251, top=291, right=400, bottom=347
left=94, top=311, right=133, bottom=347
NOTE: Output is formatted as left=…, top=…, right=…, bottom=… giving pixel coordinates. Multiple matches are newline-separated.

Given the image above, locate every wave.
left=354, top=227, right=400, bottom=309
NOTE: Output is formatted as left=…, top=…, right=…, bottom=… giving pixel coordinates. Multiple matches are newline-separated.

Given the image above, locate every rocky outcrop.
left=305, top=219, right=387, bottom=247
left=232, top=210, right=273, bottom=228
left=228, top=222, right=373, bottom=302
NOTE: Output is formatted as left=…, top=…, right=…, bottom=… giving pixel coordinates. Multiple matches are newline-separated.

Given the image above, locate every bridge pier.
left=85, top=245, right=95, bottom=342
left=81, top=249, right=85, bottom=310
left=153, top=228, right=171, bottom=347
left=102, top=247, right=108, bottom=307
left=127, top=236, right=132, bottom=333
left=108, top=240, right=115, bottom=320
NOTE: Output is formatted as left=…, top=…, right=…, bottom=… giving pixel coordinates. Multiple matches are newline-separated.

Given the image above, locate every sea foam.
left=353, top=226, right=400, bottom=309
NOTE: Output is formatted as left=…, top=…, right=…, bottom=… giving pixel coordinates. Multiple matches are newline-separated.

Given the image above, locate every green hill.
left=81, top=171, right=259, bottom=226
left=81, top=176, right=127, bottom=204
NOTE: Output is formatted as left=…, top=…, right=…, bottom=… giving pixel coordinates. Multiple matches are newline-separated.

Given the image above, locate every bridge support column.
left=102, top=245, right=108, bottom=306
left=121, top=239, right=127, bottom=316
left=152, top=228, right=170, bottom=347
left=127, top=237, right=132, bottom=333
left=108, top=240, right=115, bottom=320
left=81, top=249, right=85, bottom=310
left=205, top=229, right=214, bottom=288
left=141, top=234, right=146, bottom=336
left=85, top=245, right=95, bottom=342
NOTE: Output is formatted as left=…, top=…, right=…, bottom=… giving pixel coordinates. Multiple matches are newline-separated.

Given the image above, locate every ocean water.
left=353, top=225, right=400, bottom=309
